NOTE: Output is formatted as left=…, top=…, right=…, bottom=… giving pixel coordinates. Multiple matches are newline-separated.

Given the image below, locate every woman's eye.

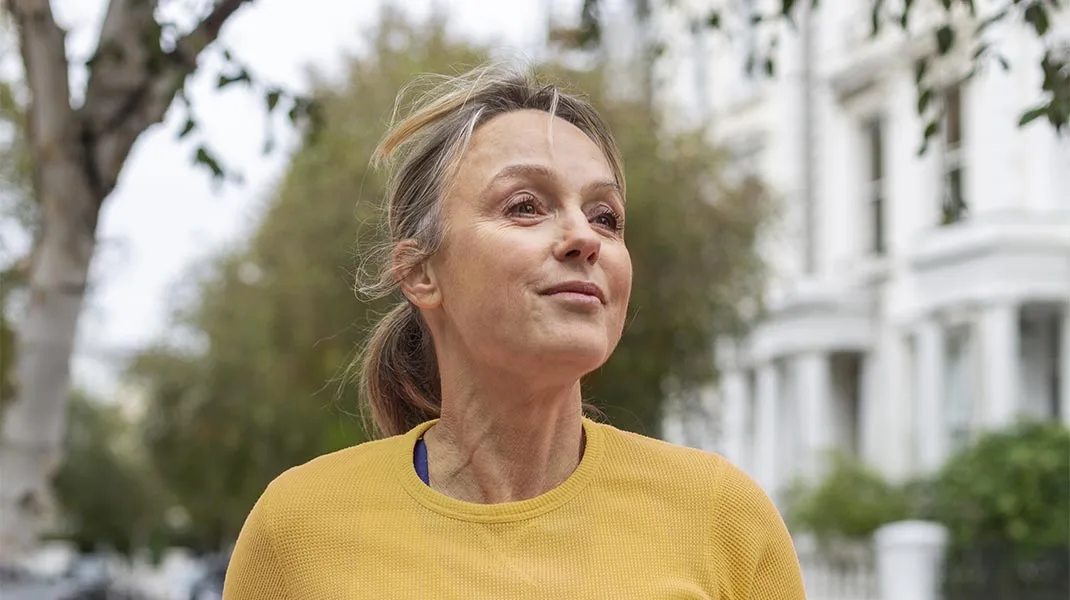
left=593, top=210, right=622, bottom=231
left=508, top=195, right=540, bottom=217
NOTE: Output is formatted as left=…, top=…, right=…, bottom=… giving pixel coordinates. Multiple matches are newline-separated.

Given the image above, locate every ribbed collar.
left=394, top=417, right=606, bottom=522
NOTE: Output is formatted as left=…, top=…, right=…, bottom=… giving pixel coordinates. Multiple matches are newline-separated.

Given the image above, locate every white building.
left=644, top=0, right=1070, bottom=499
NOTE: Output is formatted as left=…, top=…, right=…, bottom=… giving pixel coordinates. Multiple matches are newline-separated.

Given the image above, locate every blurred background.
left=0, top=0, right=1067, bottom=598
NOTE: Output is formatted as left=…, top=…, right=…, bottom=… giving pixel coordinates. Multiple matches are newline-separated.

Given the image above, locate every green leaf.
left=193, top=146, right=224, bottom=180
left=217, top=70, right=251, bottom=89
left=265, top=89, right=282, bottom=112
left=915, top=58, right=929, bottom=84
left=764, top=58, right=775, bottom=76
left=1024, top=3, right=1050, bottom=37
left=917, top=88, right=933, bottom=114
left=1018, top=106, right=1048, bottom=126
left=917, top=119, right=939, bottom=156
left=781, top=0, right=796, bottom=17
left=706, top=11, right=721, bottom=28
left=178, top=117, right=196, bottom=139
left=936, top=25, right=955, bottom=55
left=869, top=0, right=886, bottom=36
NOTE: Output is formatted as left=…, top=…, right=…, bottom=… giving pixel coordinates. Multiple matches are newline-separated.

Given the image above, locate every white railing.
left=795, top=521, right=950, bottom=600
left=796, top=533, right=880, bottom=600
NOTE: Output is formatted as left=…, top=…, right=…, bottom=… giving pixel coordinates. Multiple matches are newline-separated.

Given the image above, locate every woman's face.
left=416, top=109, right=632, bottom=382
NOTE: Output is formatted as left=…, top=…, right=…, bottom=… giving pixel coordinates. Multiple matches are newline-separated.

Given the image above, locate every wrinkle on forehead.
left=445, top=110, right=617, bottom=208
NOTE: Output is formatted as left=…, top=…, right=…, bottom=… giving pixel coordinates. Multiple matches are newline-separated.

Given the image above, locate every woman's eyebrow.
left=484, top=164, right=555, bottom=190
left=485, top=163, right=621, bottom=201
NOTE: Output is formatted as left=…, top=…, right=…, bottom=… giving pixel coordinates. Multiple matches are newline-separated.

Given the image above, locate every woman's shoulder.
left=254, top=435, right=404, bottom=513
left=594, top=419, right=732, bottom=479
left=594, top=420, right=780, bottom=524
left=593, top=423, right=802, bottom=596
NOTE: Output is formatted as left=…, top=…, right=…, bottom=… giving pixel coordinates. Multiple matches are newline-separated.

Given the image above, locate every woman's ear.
left=394, top=240, right=440, bottom=309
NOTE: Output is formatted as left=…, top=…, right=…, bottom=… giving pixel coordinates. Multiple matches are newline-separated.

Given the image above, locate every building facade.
left=646, top=0, right=1070, bottom=500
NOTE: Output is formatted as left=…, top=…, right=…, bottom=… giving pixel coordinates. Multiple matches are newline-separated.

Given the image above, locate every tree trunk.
left=0, top=152, right=99, bottom=558
left=1, top=0, right=251, bottom=558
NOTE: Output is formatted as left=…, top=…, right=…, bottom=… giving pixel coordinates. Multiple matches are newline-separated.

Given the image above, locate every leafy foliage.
left=785, top=419, right=1070, bottom=573
left=928, top=420, right=1070, bottom=555
left=932, top=420, right=1070, bottom=600
left=127, top=9, right=770, bottom=549
left=51, top=393, right=170, bottom=556
left=784, top=450, right=915, bottom=546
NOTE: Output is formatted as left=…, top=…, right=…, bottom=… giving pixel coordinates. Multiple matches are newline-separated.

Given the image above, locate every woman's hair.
left=357, top=62, right=625, bottom=438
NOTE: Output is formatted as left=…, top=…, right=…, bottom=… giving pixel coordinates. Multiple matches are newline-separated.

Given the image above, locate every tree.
left=0, top=0, right=314, bottom=555
left=575, top=0, right=1070, bottom=143
left=126, top=9, right=768, bottom=548
left=127, top=10, right=483, bottom=550
left=51, top=391, right=170, bottom=557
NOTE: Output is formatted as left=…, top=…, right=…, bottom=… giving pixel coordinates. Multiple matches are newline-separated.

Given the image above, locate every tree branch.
left=80, top=0, right=254, bottom=198
left=6, top=0, right=78, bottom=195
left=174, top=0, right=253, bottom=65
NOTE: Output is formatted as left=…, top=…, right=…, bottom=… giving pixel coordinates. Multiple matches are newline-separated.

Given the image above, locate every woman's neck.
left=422, top=383, right=586, bottom=504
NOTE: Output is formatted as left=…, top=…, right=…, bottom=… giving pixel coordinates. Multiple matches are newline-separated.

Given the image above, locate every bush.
left=784, top=450, right=915, bottom=547
left=783, top=420, right=1069, bottom=597
left=928, top=420, right=1070, bottom=600
left=929, top=420, right=1069, bottom=554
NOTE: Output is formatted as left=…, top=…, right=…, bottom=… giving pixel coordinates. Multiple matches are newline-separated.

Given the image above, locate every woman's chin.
left=529, top=333, right=613, bottom=373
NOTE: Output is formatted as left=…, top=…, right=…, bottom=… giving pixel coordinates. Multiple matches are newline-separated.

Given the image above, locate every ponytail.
left=360, top=302, right=441, bottom=437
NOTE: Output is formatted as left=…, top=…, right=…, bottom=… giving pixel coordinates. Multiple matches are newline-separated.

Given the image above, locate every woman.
left=222, top=64, right=806, bottom=599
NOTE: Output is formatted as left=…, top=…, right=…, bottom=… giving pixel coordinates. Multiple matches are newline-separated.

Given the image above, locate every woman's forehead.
left=458, top=110, right=614, bottom=184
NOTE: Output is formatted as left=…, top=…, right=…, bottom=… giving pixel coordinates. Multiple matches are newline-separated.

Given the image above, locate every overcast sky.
left=36, top=0, right=581, bottom=396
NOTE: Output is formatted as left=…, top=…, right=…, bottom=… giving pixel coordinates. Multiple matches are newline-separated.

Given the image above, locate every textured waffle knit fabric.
left=222, top=418, right=806, bottom=599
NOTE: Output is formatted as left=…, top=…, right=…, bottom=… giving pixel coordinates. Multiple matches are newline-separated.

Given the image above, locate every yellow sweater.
left=223, top=418, right=806, bottom=599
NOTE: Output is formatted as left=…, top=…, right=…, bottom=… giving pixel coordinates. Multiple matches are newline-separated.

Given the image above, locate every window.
left=944, top=324, right=977, bottom=451
left=941, top=84, right=967, bottom=225
left=905, top=335, right=920, bottom=473
left=776, top=360, right=799, bottom=486
left=737, top=0, right=759, bottom=100
left=863, top=117, right=886, bottom=254
left=832, top=353, right=864, bottom=457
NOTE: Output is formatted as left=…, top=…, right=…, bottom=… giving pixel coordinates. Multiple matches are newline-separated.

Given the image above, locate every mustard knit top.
left=222, top=418, right=806, bottom=599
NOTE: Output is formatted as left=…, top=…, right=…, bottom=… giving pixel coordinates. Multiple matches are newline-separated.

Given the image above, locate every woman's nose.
left=553, top=210, right=601, bottom=265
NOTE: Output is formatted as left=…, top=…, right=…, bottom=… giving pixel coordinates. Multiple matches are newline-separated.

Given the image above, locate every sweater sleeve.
left=710, top=460, right=807, bottom=600
left=223, top=485, right=290, bottom=600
